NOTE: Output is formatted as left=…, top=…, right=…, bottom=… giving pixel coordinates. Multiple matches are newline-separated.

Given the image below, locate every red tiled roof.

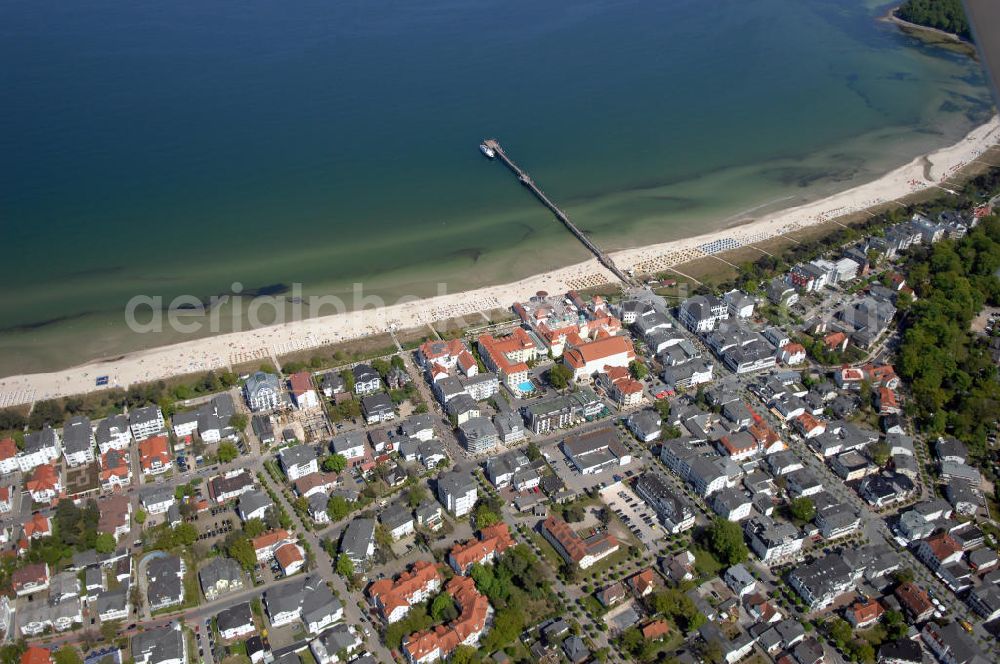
left=97, top=495, right=131, bottom=535
left=823, top=332, right=847, bottom=349
left=795, top=413, right=823, bottom=433
left=21, top=648, right=52, bottom=664
left=642, top=620, right=670, bottom=641
left=251, top=529, right=290, bottom=553
left=448, top=523, right=515, bottom=573
left=12, top=563, right=48, bottom=590
left=26, top=464, right=59, bottom=494
left=368, top=560, right=443, bottom=618
left=0, top=438, right=17, bottom=461
left=274, top=542, right=303, bottom=569
left=849, top=598, right=884, bottom=625
left=542, top=515, right=618, bottom=564
left=289, top=372, right=314, bottom=396
left=924, top=532, right=961, bottom=561
left=628, top=568, right=656, bottom=595
left=418, top=339, right=469, bottom=362
left=138, top=435, right=171, bottom=470
left=895, top=582, right=932, bottom=617
left=24, top=513, right=51, bottom=538
left=456, top=351, right=477, bottom=374
left=563, top=336, right=634, bottom=370
left=878, top=387, right=898, bottom=408
left=100, top=449, right=130, bottom=482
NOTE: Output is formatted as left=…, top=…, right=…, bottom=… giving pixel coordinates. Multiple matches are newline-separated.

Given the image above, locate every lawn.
left=692, top=546, right=724, bottom=579
left=527, top=530, right=566, bottom=570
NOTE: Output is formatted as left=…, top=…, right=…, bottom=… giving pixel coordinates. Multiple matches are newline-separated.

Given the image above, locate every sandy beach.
left=1, top=115, right=997, bottom=409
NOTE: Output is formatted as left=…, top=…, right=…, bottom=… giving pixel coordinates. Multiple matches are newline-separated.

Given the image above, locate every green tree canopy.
left=217, top=442, right=239, bottom=463
left=548, top=363, right=573, bottom=390
left=706, top=518, right=749, bottom=566
left=789, top=497, right=816, bottom=523
left=322, top=454, right=347, bottom=474
left=336, top=554, right=354, bottom=578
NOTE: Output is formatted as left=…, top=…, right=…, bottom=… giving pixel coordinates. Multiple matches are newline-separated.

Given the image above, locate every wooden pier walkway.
left=482, top=139, right=635, bottom=286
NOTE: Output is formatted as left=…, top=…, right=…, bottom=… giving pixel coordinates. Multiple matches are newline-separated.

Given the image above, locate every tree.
left=828, top=618, right=853, bottom=647
left=525, top=441, right=542, bottom=462
left=218, top=442, right=239, bottom=463
left=869, top=441, right=890, bottom=467
left=94, top=533, right=116, bottom=554
left=336, top=554, right=354, bottom=578
left=54, top=648, right=83, bottom=664
left=243, top=518, right=266, bottom=539
left=323, top=454, right=347, bottom=474
left=327, top=495, right=351, bottom=522
left=450, top=646, right=479, bottom=664
left=707, top=518, right=749, bottom=566
left=892, top=568, right=915, bottom=585
left=789, top=497, right=816, bottom=523
left=174, top=522, right=198, bottom=546
left=228, top=538, right=257, bottom=571
left=407, top=485, right=428, bottom=509
left=652, top=589, right=706, bottom=632
left=229, top=413, right=248, bottom=432
left=629, top=360, right=648, bottom=381
left=654, top=398, right=671, bottom=420
left=481, top=606, right=524, bottom=651
left=430, top=592, right=458, bottom=622
left=473, top=503, right=501, bottom=529
left=548, top=363, right=573, bottom=390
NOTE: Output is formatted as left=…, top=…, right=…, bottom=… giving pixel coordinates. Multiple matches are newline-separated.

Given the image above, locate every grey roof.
left=361, top=392, right=394, bottom=413
left=458, top=416, right=497, bottom=441
left=279, top=444, right=317, bottom=468
left=199, top=557, right=242, bottom=589
left=131, top=624, right=184, bottom=664
left=301, top=577, right=342, bottom=626
left=399, top=414, right=435, bottom=437
left=171, top=410, right=199, bottom=428
left=63, top=416, right=93, bottom=454
left=446, top=393, right=478, bottom=416
left=380, top=503, right=414, bottom=530
left=94, top=585, right=129, bottom=616
left=437, top=470, right=477, bottom=497
left=352, top=364, right=379, bottom=382
left=245, top=372, right=281, bottom=399
left=330, top=430, right=366, bottom=454
left=340, top=518, right=376, bottom=561
left=95, top=415, right=129, bottom=445
left=315, top=624, right=357, bottom=655
left=145, top=556, right=183, bottom=606
left=239, top=490, right=273, bottom=517
left=23, top=425, right=58, bottom=453
left=129, top=405, right=162, bottom=426
left=627, top=410, right=661, bottom=437
left=217, top=602, right=253, bottom=633
left=266, top=577, right=306, bottom=617
left=140, top=485, right=175, bottom=506
left=940, top=461, right=982, bottom=484
left=85, top=566, right=104, bottom=589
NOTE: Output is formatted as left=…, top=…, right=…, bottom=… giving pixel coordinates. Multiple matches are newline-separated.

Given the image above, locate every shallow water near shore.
left=0, top=0, right=994, bottom=375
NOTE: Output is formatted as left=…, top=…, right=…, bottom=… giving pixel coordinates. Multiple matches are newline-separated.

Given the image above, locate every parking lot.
left=599, top=482, right=660, bottom=547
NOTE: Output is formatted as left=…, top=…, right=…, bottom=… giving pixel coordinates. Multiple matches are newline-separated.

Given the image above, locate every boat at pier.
left=479, top=143, right=495, bottom=159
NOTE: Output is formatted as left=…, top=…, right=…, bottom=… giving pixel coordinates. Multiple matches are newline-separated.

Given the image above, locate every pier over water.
left=482, top=139, right=635, bottom=286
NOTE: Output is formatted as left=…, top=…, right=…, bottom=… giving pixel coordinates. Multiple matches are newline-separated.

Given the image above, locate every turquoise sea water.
left=0, top=0, right=994, bottom=374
